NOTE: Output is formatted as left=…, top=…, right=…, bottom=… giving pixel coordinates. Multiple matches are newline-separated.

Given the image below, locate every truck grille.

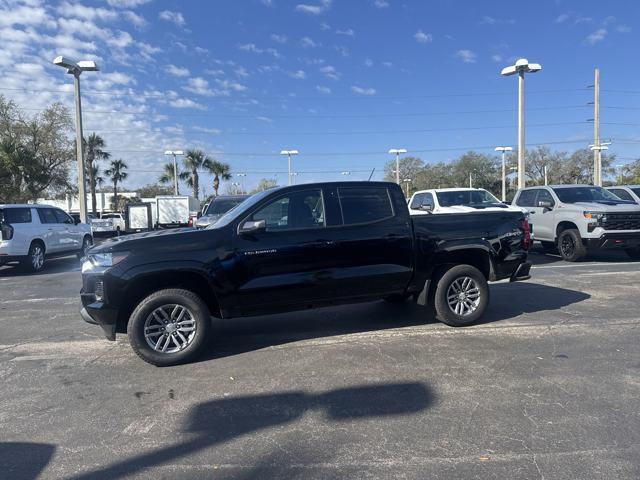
left=602, top=213, right=640, bottom=230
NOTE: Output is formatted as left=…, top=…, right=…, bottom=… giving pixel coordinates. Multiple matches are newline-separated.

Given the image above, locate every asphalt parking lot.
left=1, top=246, right=640, bottom=479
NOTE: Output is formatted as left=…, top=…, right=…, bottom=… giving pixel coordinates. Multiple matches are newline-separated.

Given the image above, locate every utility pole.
left=403, top=178, right=412, bottom=198
left=280, top=150, right=299, bottom=186
left=593, top=68, right=601, bottom=186
left=388, top=148, right=407, bottom=185
left=469, top=172, right=473, bottom=188
left=495, top=146, right=513, bottom=202
left=164, top=150, right=184, bottom=195
left=544, top=165, right=548, bottom=186
left=237, top=172, right=246, bottom=194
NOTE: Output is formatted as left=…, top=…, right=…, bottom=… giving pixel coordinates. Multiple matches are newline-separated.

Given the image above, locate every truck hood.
left=439, top=204, right=521, bottom=213
left=89, top=227, right=216, bottom=255
left=565, top=202, right=640, bottom=213
left=195, top=213, right=223, bottom=228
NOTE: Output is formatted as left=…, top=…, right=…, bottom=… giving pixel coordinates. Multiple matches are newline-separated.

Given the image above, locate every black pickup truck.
left=80, top=182, right=531, bottom=366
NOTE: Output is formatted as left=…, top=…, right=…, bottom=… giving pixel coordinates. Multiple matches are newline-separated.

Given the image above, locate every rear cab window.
left=337, top=186, right=394, bottom=225
left=515, top=190, right=538, bottom=207
left=0, top=207, right=32, bottom=224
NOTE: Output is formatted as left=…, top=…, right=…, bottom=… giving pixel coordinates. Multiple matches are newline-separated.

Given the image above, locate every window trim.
left=240, top=188, right=327, bottom=234
left=336, top=186, right=396, bottom=227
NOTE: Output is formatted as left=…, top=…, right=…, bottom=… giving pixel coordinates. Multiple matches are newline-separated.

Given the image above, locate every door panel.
left=36, top=208, right=63, bottom=253
left=532, top=189, right=556, bottom=241
left=53, top=209, right=78, bottom=251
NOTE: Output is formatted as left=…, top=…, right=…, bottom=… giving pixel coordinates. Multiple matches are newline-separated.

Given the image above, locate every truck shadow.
left=0, top=442, right=56, bottom=480
left=528, top=244, right=632, bottom=265
left=69, top=382, right=433, bottom=480
left=0, top=257, right=80, bottom=277
left=201, top=282, right=589, bottom=362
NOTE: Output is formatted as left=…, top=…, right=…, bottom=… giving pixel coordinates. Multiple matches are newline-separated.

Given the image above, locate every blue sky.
left=1, top=0, right=640, bottom=193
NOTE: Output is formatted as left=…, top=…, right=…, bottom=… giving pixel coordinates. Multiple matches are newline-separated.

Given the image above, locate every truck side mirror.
left=420, top=204, right=433, bottom=212
left=537, top=200, right=552, bottom=209
left=238, top=219, right=266, bottom=235
left=74, top=217, right=81, bottom=225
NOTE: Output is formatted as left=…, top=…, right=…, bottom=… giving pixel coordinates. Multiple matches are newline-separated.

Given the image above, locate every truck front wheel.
left=558, top=229, right=587, bottom=262
left=434, top=265, right=489, bottom=327
left=128, top=288, right=212, bottom=366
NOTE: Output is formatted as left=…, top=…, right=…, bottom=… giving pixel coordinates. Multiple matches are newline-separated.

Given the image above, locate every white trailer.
left=125, top=203, right=153, bottom=232
left=155, top=195, right=200, bottom=228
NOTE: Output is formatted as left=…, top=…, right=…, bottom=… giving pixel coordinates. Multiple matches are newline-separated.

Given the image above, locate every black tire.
left=77, top=235, right=93, bottom=260
left=116, top=226, right=121, bottom=237
left=558, top=229, right=587, bottom=262
left=22, top=241, right=46, bottom=273
left=625, top=247, right=640, bottom=260
left=540, top=241, right=557, bottom=253
left=383, top=294, right=410, bottom=303
left=128, top=288, right=212, bottom=366
left=433, top=264, right=489, bottom=327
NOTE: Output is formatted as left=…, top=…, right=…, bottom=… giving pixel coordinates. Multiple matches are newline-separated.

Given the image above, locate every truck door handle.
left=309, top=240, right=335, bottom=247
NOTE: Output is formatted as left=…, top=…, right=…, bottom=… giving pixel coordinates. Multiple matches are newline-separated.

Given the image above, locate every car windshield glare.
left=552, top=186, right=623, bottom=203
left=207, top=190, right=272, bottom=229
left=205, top=198, right=245, bottom=215
left=436, top=190, right=500, bottom=207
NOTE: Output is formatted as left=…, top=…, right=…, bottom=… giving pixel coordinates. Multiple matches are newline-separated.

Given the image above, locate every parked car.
left=0, top=204, right=93, bottom=272
left=91, top=212, right=126, bottom=236
left=80, top=181, right=531, bottom=366
left=195, top=194, right=249, bottom=229
left=606, top=185, right=640, bottom=204
left=512, top=185, right=640, bottom=261
left=409, top=188, right=519, bottom=214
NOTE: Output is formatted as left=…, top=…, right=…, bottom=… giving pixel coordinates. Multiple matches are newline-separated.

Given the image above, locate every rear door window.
left=516, top=190, right=538, bottom=207
left=53, top=209, right=74, bottom=224
left=338, top=187, right=394, bottom=225
left=248, top=189, right=325, bottom=231
left=37, top=208, right=58, bottom=224
left=0, top=207, right=32, bottom=224
left=609, top=189, right=634, bottom=201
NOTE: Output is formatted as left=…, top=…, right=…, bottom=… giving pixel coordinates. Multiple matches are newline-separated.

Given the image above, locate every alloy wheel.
left=31, top=246, right=44, bottom=270
left=446, top=276, right=481, bottom=316
left=143, top=304, right=197, bottom=354
left=560, top=234, right=575, bottom=258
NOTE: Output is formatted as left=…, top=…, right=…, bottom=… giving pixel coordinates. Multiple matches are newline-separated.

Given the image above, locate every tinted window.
left=206, top=198, right=246, bottom=215
left=53, top=209, right=73, bottom=224
left=436, top=189, right=501, bottom=207
left=338, top=187, right=393, bottom=224
left=249, top=189, right=324, bottom=231
left=409, top=193, right=425, bottom=209
left=552, top=186, right=623, bottom=203
left=516, top=190, right=537, bottom=207
left=37, top=208, right=58, bottom=224
left=536, top=189, right=555, bottom=206
left=609, top=189, right=634, bottom=201
left=0, top=207, right=32, bottom=224
left=632, top=188, right=640, bottom=199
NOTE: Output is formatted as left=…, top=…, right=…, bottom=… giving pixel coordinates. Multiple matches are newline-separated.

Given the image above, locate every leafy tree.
left=105, top=159, right=128, bottom=211
left=250, top=178, right=278, bottom=193
left=83, top=133, right=110, bottom=214
left=137, top=183, right=173, bottom=198
left=208, top=159, right=232, bottom=197
left=159, top=162, right=182, bottom=194
left=383, top=156, right=425, bottom=183
left=618, top=159, right=640, bottom=185
left=89, top=164, right=104, bottom=193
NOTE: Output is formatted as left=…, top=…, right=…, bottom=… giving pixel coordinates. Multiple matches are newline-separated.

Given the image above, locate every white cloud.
left=234, top=66, right=249, bottom=77
left=184, top=77, right=216, bottom=96
left=295, top=0, right=332, bottom=15
left=555, top=13, right=570, bottom=23
left=270, top=33, right=287, bottom=43
left=381, top=61, right=393, bottom=68
left=316, top=85, right=331, bottom=94
left=107, top=30, right=133, bottom=48
left=320, top=65, right=340, bottom=80
left=617, top=24, right=632, bottom=33
left=106, top=0, right=152, bottom=7
left=374, top=0, right=389, bottom=8
left=414, top=30, right=432, bottom=44
left=479, top=16, right=515, bottom=25
left=169, top=97, right=206, bottom=109
left=216, top=79, right=247, bottom=91
left=261, top=0, right=274, bottom=6
left=166, top=64, right=190, bottom=77
left=364, top=58, right=374, bottom=67
left=193, top=126, right=222, bottom=135
left=300, top=36, right=320, bottom=48
left=238, top=43, right=281, bottom=58
left=335, top=45, right=349, bottom=57
left=336, top=28, right=355, bottom=37
left=455, top=49, right=477, bottom=63
left=351, top=85, right=376, bottom=96
left=122, top=11, right=147, bottom=28
left=289, top=69, right=306, bottom=79
left=158, top=10, right=185, bottom=27
left=256, top=116, right=273, bottom=123
left=491, top=54, right=503, bottom=62
left=585, top=28, right=607, bottom=45
left=57, top=2, right=118, bottom=21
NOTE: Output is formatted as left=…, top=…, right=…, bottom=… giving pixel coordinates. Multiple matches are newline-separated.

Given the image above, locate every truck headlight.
left=583, top=211, right=605, bottom=222
left=82, top=252, right=129, bottom=272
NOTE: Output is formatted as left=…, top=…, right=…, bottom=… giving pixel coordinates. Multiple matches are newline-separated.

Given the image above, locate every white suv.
left=408, top=188, right=520, bottom=214
left=91, top=212, right=126, bottom=235
left=0, top=204, right=93, bottom=272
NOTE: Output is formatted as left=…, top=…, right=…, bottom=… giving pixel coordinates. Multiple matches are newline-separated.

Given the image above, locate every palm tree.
left=159, top=162, right=182, bottom=194
left=105, top=159, right=128, bottom=211
left=179, top=149, right=213, bottom=199
left=83, top=133, right=110, bottom=215
left=208, top=159, right=231, bottom=197
left=89, top=164, right=104, bottom=192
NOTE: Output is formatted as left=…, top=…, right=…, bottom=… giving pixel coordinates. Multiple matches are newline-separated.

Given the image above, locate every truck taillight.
left=0, top=223, right=13, bottom=240
left=521, top=218, right=531, bottom=250
left=188, top=216, right=194, bottom=227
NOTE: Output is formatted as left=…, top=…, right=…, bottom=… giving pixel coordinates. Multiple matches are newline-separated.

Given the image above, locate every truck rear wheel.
left=128, top=288, right=211, bottom=366
left=558, top=229, right=587, bottom=262
left=434, top=264, right=489, bottom=327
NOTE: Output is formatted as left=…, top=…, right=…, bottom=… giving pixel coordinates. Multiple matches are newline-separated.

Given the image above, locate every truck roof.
left=412, top=187, right=487, bottom=194
left=0, top=204, right=54, bottom=208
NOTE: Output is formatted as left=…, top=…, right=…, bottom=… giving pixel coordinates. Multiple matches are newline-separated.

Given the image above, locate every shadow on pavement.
left=528, top=243, right=632, bottom=266
left=0, top=256, right=80, bottom=277
left=0, top=442, right=56, bottom=480
left=70, top=382, right=433, bottom=480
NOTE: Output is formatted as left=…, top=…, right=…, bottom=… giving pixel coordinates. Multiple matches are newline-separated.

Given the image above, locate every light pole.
left=236, top=172, right=247, bottom=194
left=494, top=146, right=513, bottom=201
left=53, top=56, right=99, bottom=224
left=280, top=150, right=299, bottom=186
left=589, top=143, right=610, bottom=185
left=501, top=58, right=542, bottom=190
left=388, top=148, right=407, bottom=185
left=164, top=150, right=184, bottom=195
left=341, top=171, right=351, bottom=176
left=403, top=178, right=412, bottom=198
left=231, top=182, right=241, bottom=194
left=291, top=172, right=299, bottom=185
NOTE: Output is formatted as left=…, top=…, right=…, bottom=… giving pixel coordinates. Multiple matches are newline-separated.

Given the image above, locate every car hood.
left=566, top=202, right=640, bottom=212
left=195, top=214, right=222, bottom=227
left=438, top=205, right=520, bottom=213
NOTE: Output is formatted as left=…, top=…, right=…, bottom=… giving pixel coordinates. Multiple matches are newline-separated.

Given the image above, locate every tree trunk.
left=213, top=174, right=219, bottom=197
left=88, top=162, right=97, bottom=215
left=193, top=171, right=199, bottom=199
left=113, top=181, right=118, bottom=212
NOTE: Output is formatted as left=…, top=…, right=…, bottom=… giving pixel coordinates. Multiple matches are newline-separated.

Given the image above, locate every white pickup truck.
left=409, top=188, right=521, bottom=215
left=91, top=213, right=126, bottom=236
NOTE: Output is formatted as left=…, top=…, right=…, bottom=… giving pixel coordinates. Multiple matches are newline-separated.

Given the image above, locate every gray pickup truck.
left=513, top=185, right=640, bottom=261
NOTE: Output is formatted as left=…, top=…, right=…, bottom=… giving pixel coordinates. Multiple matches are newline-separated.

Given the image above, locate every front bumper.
left=80, top=294, right=118, bottom=341
left=584, top=232, right=640, bottom=250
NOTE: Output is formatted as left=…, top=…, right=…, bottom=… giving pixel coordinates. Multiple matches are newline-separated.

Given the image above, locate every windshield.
left=436, top=189, right=502, bottom=207
left=100, top=214, right=120, bottom=219
left=207, top=190, right=273, bottom=229
left=205, top=198, right=246, bottom=215
left=552, top=186, right=626, bottom=203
